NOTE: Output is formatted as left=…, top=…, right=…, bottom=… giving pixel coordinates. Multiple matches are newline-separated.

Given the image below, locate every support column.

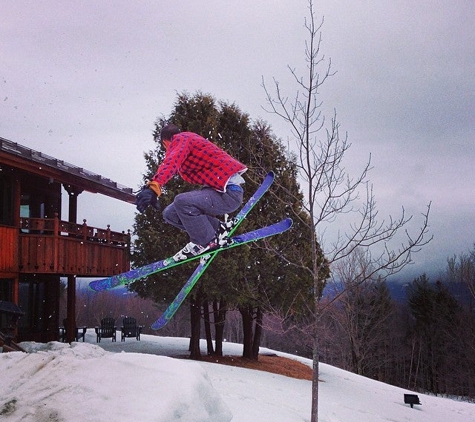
left=63, top=184, right=83, bottom=343
left=66, top=275, right=76, bottom=343
left=63, top=184, right=83, bottom=223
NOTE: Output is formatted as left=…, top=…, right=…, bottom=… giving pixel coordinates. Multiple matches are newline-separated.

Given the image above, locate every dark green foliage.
left=407, top=275, right=463, bottom=394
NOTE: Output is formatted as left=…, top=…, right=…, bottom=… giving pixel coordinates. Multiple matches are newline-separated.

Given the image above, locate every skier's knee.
left=174, top=192, right=207, bottom=215
left=162, top=204, right=176, bottom=225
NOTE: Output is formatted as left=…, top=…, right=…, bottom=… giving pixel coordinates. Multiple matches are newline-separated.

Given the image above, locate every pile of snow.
left=1, top=331, right=474, bottom=422
left=1, top=341, right=230, bottom=422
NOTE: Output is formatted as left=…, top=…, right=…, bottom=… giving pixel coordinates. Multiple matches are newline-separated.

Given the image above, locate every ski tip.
left=150, top=320, right=164, bottom=330
left=274, top=217, right=293, bottom=228
left=279, top=217, right=293, bottom=231
left=274, top=217, right=293, bottom=232
left=89, top=278, right=110, bottom=292
left=88, top=281, right=101, bottom=292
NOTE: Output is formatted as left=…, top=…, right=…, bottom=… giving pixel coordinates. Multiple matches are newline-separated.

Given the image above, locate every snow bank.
left=1, top=335, right=474, bottom=422
left=0, top=342, right=231, bottom=422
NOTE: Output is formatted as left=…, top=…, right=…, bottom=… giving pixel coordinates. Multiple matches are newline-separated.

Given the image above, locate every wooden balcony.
left=1, top=216, right=131, bottom=277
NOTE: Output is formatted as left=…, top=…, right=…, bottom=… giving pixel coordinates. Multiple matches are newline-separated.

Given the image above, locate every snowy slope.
left=1, top=331, right=474, bottom=422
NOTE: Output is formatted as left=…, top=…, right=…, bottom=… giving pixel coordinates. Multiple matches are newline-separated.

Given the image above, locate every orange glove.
left=147, top=181, right=162, bottom=196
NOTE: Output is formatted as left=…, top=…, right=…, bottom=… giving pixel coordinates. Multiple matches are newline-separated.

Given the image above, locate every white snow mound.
left=0, top=342, right=232, bottom=422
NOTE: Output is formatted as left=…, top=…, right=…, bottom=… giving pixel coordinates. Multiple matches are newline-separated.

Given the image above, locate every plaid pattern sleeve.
left=152, top=132, right=247, bottom=191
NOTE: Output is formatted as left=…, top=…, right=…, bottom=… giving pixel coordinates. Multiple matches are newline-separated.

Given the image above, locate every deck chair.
left=95, top=317, right=117, bottom=342
left=121, top=317, right=143, bottom=341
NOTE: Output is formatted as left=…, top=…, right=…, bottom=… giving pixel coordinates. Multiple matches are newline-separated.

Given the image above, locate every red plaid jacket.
left=152, top=132, right=247, bottom=192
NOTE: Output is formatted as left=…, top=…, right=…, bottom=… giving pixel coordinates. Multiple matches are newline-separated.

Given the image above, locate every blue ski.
left=89, top=172, right=275, bottom=292
left=151, top=218, right=293, bottom=330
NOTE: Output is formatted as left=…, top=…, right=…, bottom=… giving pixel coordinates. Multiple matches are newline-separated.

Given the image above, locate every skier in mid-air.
left=135, top=124, right=248, bottom=261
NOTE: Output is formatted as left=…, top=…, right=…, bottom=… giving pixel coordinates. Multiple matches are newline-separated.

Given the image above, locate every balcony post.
left=82, top=219, right=88, bottom=240
left=53, top=213, right=59, bottom=272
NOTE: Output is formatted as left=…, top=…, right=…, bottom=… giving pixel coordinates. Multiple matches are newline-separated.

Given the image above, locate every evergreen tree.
left=407, top=275, right=461, bottom=394
left=131, top=92, right=322, bottom=359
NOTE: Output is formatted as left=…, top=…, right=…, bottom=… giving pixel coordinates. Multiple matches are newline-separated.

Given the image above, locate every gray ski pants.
left=162, top=186, right=243, bottom=246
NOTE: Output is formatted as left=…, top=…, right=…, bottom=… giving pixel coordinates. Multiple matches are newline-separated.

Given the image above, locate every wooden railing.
left=15, top=215, right=131, bottom=276
left=19, top=215, right=130, bottom=245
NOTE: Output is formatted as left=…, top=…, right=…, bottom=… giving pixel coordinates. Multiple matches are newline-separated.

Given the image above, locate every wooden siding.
left=0, top=226, right=18, bottom=273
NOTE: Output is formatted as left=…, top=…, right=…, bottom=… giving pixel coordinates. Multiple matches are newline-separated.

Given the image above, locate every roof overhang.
left=0, top=137, right=135, bottom=203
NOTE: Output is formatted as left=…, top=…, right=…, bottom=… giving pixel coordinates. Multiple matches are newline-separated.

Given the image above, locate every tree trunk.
left=189, top=296, right=202, bottom=360
left=311, top=311, right=320, bottom=422
left=240, top=305, right=254, bottom=359
left=214, top=299, right=227, bottom=357
left=203, top=300, right=214, bottom=355
left=251, top=306, right=263, bottom=360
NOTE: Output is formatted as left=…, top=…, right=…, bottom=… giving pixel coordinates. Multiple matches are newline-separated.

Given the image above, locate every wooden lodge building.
left=0, top=137, right=135, bottom=344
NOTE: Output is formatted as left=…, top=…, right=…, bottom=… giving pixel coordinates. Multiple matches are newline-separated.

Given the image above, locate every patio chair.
left=121, top=317, right=143, bottom=341
left=95, top=317, right=117, bottom=342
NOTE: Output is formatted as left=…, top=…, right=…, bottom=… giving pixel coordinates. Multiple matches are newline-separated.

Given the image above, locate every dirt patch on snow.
left=198, top=354, right=313, bottom=380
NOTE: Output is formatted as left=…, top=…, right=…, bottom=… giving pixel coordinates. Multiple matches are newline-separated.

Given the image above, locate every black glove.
left=135, top=187, right=160, bottom=213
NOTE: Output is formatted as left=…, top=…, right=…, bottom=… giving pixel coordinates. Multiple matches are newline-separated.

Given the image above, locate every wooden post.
left=66, top=275, right=76, bottom=343
left=12, top=173, right=21, bottom=340
left=82, top=219, right=88, bottom=240
left=53, top=213, right=59, bottom=272
left=63, top=184, right=83, bottom=344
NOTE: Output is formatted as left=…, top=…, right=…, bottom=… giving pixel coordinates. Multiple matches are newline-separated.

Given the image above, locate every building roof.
left=0, top=137, right=135, bottom=203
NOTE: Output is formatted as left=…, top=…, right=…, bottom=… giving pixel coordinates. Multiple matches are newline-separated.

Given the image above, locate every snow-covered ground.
left=1, top=330, right=474, bottom=422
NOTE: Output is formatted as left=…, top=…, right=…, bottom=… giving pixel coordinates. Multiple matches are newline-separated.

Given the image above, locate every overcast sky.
left=2, top=0, right=474, bottom=280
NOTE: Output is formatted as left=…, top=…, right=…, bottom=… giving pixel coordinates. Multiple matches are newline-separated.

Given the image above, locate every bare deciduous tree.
left=331, top=249, right=395, bottom=377
left=262, top=1, right=431, bottom=420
